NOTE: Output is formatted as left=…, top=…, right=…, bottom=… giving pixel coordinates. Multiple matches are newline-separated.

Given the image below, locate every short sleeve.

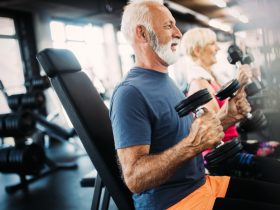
left=110, top=85, right=152, bottom=149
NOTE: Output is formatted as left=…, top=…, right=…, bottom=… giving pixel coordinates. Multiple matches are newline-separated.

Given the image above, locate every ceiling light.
left=210, top=0, right=227, bottom=8
left=228, top=8, right=249, bottom=23
left=209, top=19, right=232, bottom=32
left=165, top=0, right=209, bottom=23
left=239, top=15, right=249, bottom=23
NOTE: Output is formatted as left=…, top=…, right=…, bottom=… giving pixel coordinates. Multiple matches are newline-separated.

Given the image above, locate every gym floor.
left=0, top=140, right=118, bottom=210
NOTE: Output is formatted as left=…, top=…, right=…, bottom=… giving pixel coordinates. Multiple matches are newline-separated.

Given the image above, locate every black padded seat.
left=37, top=48, right=134, bottom=210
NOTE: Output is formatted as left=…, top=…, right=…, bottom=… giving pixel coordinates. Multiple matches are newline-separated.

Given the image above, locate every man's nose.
left=173, top=26, right=182, bottom=39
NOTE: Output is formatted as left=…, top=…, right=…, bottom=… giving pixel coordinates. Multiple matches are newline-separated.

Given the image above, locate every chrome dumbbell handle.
left=245, top=112, right=253, bottom=119
left=216, top=141, right=224, bottom=148
left=194, top=107, right=205, bottom=118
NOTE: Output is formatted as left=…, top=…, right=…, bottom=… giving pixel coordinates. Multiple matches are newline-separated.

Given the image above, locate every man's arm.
left=117, top=109, right=224, bottom=193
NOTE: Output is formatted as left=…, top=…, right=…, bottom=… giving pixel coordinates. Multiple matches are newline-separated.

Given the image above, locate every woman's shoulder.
left=187, top=64, right=213, bottom=83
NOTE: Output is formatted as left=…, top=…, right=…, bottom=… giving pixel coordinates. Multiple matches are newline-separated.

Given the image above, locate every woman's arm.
left=188, top=78, right=220, bottom=113
left=188, top=78, right=250, bottom=130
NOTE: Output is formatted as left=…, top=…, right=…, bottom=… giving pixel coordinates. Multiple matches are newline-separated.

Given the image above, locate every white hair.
left=121, top=0, right=164, bottom=44
left=181, top=27, right=217, bottom=59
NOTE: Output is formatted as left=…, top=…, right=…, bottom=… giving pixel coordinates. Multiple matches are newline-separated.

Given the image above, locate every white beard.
left=149, top=31, right=180, bottom=65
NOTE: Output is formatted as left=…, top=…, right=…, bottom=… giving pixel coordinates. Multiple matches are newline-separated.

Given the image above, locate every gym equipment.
left=0, top=111, right=36, bottom=138
left=0, top=98, right=77, bottom=194
left=239, top=52, right=266, bottom=91
left=175, top=88, right=243, bottom=173
left=0, top=76, right=50, bottom=96
left=7, top=91, right=46, bottom=111
left=237, top=109, right=268, bottom=133
left=242, top=53, right=254, bottom=65
left=0, top=111, right=77, bottom=193
left=207, top=149, right=280, bottom=184
left=33, top=113, right=76, bottom=142
left=37, top=48, right=134, bottom=210
left=204, top=139, right=243, bottom=175
left=1, top=148, right=77, bottom=194
left=175, top=88, right=212, bottom=118
left=204, top=79, right=267, bottom=174
left=0, top=80, right=46, bottom=111
left=215, top=79, right=267, bottom=131
left=175, top=80, right=280, bottom=183
left=227, top=45, right=262, bottom=97
left=25, top=75, right=51, bottom=91
left=0, top=143, right=45, bottom=175
left=0, top=81, right=76, bottom=143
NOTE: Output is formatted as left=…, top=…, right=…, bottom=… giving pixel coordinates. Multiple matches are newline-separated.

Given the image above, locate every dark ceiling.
left=0, top=0, right=278, bottom=32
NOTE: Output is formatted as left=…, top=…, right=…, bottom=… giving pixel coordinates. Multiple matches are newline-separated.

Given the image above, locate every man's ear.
left=136, top=25, right=148, bottom=42
left=193, top=46, right=201, bottom=57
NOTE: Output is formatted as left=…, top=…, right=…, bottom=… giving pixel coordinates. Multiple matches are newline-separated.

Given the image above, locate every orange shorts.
left=167, top=176, right=230, bottom=210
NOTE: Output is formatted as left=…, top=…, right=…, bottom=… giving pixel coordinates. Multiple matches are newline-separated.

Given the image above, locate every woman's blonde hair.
left=181, top=27, right=216, bottom=59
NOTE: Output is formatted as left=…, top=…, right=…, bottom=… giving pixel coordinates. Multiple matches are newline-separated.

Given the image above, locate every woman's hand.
left=218, top=87, right=251, bottom=130
left=237, top=64, right=253, bottom=87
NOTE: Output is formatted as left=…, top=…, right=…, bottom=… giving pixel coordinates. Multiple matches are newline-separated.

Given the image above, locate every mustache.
left=171, top=38, right=180, bottom=45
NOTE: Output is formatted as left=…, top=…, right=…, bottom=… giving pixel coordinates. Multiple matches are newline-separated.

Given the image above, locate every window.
left=117, top=31, right=134, bottom=77
left=0, top=17, right=25, bottom=114
left=50, top=21, right=122, bottom=95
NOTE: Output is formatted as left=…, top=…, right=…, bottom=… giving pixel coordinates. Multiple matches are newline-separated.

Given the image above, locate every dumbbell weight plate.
left=175, top=89, right=212, bottom=117
left=227, top=45, right=243, bottom=65
left=245, top=81, right=262, bottom=97
left=238, top=110, right=268, bottom=132
left=0, top=147, right=10, bottom=169
left=204, top=138, right=241, bottom=164
left=242, top=54, right=254, bottom=65
left=253, top=110, right=268, bottom=129
left=1, top=144, right=45, bottom=174
left=216, top=79, right=240, bottom=101
left=206, top=141, right=243, bottom=167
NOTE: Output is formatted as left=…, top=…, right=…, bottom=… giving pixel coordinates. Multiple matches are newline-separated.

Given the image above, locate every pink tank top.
left=200, top=81, right=239, bottom=157
left=208, top=81, right=239, bottom=142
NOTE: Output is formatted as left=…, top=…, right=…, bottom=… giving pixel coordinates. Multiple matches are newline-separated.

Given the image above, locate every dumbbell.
left=242, top=53, right=265, bottom=90
left=204, top=79, right=266, bottom=174
left=25, top=75, right=51, bottom=91
left=175, top=88, right=212, bottom=118
left=0, top=143, right=45, bottom=174
left=175, top=89, right=243, bottom=173
left=7, top=91, right=46, bottom=111
left=237, top=109, right=268, bottom=133
left=215, top=79, right=267, bottom=132
left=0, top=111, right=36, bottom=138
left=227, top=45, right=262, bottom=97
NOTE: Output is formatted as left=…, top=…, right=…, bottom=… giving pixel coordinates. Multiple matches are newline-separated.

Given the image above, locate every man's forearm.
left=123, top=137, right=201, bottom=193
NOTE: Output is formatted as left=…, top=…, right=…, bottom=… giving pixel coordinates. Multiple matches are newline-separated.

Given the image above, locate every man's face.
left=147, top=5, right=182, bottom=65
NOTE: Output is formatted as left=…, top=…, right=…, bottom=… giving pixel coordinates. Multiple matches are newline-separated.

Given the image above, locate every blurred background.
left=0, top=0, right=280, bottom=209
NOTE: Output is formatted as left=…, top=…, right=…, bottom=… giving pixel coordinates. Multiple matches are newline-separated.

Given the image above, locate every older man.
left=110, top=1, right=280, bottom=210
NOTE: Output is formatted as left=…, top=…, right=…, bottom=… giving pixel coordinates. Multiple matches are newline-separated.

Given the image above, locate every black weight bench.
left=36, top=48, right=134, bottom=210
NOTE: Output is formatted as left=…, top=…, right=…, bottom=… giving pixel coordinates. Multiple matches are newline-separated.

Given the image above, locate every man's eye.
left=165, top=25, right=172, bottom=29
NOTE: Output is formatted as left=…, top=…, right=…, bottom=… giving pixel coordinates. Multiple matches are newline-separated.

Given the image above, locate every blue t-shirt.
left=110, top=67, right=205, bottom=210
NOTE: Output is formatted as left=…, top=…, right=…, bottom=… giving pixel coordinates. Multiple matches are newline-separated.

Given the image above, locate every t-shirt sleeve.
left=110, top=85, right=152, bottom=149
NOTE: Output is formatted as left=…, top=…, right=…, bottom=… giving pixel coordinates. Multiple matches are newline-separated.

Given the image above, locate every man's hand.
left=117, top=108, right=225, bottom=193
left=188, top=108, right=224, bottom=151
left=237, top=64, right=253, bottom=87
left=218, top=87, right=252, bottom=129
